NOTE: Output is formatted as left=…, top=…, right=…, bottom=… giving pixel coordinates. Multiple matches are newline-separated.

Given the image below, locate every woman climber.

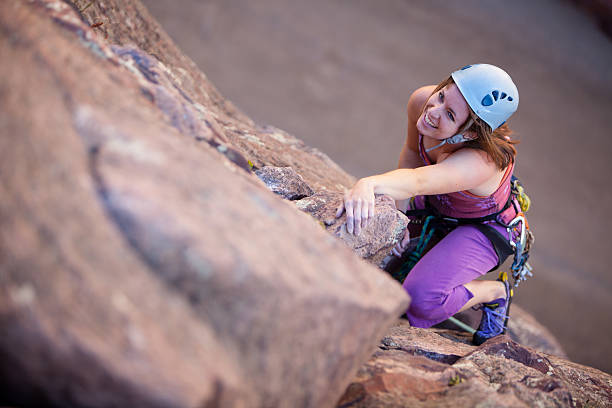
left=335, top=64, right=530, bottom=344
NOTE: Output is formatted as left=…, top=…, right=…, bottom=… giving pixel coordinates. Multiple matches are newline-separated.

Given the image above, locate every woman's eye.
left=447, top=111, right=455, bottom=121
left=439, top=91, right=444, bottom=101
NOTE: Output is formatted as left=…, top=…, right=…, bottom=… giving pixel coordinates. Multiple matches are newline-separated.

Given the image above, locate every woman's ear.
left=463, top=130, right=478, bottom=141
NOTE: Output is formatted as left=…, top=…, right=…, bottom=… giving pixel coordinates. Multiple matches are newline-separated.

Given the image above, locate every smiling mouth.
left=424, top=112, right=438, bottom=128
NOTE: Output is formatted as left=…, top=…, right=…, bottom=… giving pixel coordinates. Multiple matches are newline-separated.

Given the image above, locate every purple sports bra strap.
left=418, top=134, right=433, bottom=165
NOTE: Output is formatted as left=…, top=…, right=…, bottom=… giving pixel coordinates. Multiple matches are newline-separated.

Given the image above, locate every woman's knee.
left=410, top=296, right=448, bottom=319
left=403, top=280, right=447, bottom=319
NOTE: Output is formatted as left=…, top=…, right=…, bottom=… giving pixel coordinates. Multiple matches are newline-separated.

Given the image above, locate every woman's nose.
left=429, top=106, right=441, bottom=119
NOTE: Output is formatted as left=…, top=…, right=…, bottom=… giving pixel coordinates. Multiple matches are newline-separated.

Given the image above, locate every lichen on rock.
left=255, top=166, right=315, bottom=200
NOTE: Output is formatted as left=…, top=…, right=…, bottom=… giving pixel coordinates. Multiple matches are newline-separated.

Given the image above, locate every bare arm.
left=338, top=148, right=499, bottom=234
left=372, top=149, right=498, bottom=199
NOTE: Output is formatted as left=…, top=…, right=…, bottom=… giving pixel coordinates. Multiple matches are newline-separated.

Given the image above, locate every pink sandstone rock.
left=255, top=166, right=315, bottom=200
left=296, top=192, right=409, bottom=268
left=435, top=305, right=567, bottom=358
left=0, top=1, right=409, bottom=407
left=337, top=321, right=612, bottom=407
left=1, top=1, right=606, bottom=407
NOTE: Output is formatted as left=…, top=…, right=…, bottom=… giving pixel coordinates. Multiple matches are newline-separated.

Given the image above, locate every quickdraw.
left=502, top=177, right=535, bottom=288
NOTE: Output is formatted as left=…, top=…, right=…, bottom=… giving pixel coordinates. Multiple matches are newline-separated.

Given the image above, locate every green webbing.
left=392, top=216, right=438, bottom=282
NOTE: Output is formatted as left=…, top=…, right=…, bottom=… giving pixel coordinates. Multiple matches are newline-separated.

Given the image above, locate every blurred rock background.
left=141, top=0, right=612, bottom=373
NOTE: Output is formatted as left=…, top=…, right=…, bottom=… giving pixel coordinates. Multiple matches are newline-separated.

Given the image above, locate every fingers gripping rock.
left=295, top=192, right=409, bottom=268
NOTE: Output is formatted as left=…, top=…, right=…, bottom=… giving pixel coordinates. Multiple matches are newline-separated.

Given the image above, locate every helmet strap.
left=424, top=119, right=475, bottom=153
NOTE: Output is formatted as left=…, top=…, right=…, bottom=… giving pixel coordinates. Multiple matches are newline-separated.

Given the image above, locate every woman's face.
left=416, top=83, right=471, bottom=140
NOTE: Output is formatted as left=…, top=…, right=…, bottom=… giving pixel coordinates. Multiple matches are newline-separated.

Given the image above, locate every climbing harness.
left=393, top=176, right=534, bottom=289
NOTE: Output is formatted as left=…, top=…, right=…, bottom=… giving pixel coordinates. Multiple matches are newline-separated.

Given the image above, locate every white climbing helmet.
left=451, top=64, right=519, bottom=130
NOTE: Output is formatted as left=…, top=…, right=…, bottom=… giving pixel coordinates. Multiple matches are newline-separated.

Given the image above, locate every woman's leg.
left=402, top=224, right=502, bottom=328
left=459, top=280, right=505, bottom=312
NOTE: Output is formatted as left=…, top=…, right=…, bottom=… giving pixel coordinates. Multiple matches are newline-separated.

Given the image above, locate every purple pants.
left=402, top=223, right=506, bottom=328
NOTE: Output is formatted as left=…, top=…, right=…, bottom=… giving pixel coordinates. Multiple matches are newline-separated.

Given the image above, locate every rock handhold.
left=296, top=192, right=409, bottom=268
left=255, top=166, right=315, bottom=200
left=295, top=190, right=343, bottom=227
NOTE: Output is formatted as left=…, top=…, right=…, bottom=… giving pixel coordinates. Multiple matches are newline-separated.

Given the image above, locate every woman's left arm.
left=337, top=149, right=497, bottom=234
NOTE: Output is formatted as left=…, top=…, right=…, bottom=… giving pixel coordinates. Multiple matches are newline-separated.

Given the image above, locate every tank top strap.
left=418, top=134, right=433, bottom=165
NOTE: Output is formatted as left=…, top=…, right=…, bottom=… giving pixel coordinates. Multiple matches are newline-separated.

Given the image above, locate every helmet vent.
left=482, top=92, right=514, bottom=106
left=481, top=94, right=494, bottom=106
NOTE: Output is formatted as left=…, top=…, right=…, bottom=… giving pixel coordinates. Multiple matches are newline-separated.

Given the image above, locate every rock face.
left=338, top=321, right=612, bottom=408
left=435, top=305, right=567, bottom=359
left=255, top=166, right=315, bottom=200
left=1, top=1, right=609, bottom=408
left=0, top=1, right=409, bottom=407
left=296, top=193, right=409, bottom=268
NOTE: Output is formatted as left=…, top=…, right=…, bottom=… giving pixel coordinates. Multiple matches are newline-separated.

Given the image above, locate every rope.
left=447, top=317, right=476, bottom=334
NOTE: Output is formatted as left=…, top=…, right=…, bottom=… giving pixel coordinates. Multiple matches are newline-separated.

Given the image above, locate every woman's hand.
left=335, top=178, right=375, bottom=235
left=391, top=228, right=411, bottom=257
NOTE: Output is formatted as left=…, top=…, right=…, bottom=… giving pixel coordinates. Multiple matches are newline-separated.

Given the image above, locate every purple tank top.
left=416, top=134, right=517, bottom=224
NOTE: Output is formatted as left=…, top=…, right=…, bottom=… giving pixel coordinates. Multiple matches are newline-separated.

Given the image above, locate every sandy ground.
left=142, top=0, right=612, bottom=374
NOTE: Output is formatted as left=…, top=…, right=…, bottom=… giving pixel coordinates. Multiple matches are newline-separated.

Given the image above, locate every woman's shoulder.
left=407, top=85, right=435, bottom=118
left=447, top=146, right=499, bottom=166
left=439, top=147, right=502, bottom=179
left=446, top=147, right=511, bottom=196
